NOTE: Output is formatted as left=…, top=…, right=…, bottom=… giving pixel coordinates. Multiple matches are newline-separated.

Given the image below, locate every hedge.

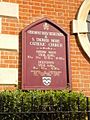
left=0, top=90, right=88, bottom=120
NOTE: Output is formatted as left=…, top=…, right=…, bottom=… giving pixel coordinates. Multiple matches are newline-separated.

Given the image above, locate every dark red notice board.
left=22, top=18, right=71, bottom=90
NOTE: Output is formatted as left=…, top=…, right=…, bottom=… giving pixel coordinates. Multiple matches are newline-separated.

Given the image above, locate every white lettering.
left=51, top=39, right=60, bottom=43
left=38, top=61, right=54, bottom=65
left=30, top=42, right=46, bottom=46
left=36, top=38, right=49, bottom=42
left=48, top=43, right=63, bottom=47
left=36, top=50, right=46, bottom=54
left=27, top=30, right=64, bottom=36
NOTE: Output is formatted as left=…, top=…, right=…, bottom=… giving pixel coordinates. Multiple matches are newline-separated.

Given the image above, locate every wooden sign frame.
left=22, top=18, right=71, bottom=90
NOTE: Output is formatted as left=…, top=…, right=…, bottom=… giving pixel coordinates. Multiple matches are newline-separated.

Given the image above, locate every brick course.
left=0, top=0, right=90, bottom=96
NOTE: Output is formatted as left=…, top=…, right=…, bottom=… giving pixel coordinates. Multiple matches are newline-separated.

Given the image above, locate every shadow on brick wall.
left=18, top=32, right=22, bottom=89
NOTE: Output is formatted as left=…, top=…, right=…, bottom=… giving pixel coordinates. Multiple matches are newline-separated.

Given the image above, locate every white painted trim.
left=0, top=2, right=19, bottom=18
left=0, top=34, right=18, bottom=51
left=72, top=0, right=90, bottom=58
left=72, top=20, right=88, bottom=33
left=0, top=17, right=2, bottom=33
left=0, top=68, right=18, bottom=85
left=78, top=33, right=90, bottom=57
left=77, top=0, right=90, bottom=21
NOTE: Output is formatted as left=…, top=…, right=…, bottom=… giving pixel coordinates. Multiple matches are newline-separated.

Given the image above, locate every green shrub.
left=0, top=90, right=87, bottom=120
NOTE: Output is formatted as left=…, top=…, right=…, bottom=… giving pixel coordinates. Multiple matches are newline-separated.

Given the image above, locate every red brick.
left=0, top=0, right=90, bottom=96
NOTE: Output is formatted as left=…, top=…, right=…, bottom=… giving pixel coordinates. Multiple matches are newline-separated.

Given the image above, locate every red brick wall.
left=0, top=51, right=18, bottom=68
left=0, top=0, right=90, bottom=96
